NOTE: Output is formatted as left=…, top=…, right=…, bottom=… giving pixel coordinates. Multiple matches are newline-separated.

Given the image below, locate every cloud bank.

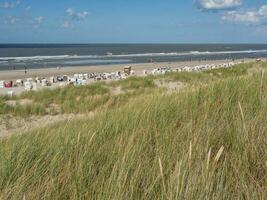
left=222, top=5, right=267, bottom=25
left=197, top=0, right=242, bottom=10
left=66, top=8, right=88, bottom=20
left=34, top=16, right=44, bottom=28
left=0, top=0, right=20, bottom=9
left=62, top=8, right=89, bottom=28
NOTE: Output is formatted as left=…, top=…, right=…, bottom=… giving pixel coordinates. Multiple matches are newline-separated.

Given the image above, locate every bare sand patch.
left=5, top=99, right=33, bottom=107
left=0, top=112, right=94, bottom=138
left=110, top=87, right=125, bottom=95
left=154, top=80, right=185, bottom=93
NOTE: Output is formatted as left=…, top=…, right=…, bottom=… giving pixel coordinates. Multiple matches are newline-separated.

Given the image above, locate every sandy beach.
left=0, top=59, right=253, bottom=81
left=0, top=58, right=258, bottom=95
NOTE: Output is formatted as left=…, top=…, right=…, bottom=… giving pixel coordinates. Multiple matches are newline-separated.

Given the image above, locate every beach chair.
left=68, top=78, right=76, bottom=85
left=78, top=74, right=84, bottom=79
left=0, top=81, right=5, bottom=88
left=4, top=81, right=13, bottom=88
left=16, top=79, right=23, bottom=86
left=24, top=81, right=33, bottom=91
left=63, top=75, right=68, bottom=82
left=50, top=76, right=56, bottom=83
left=83, top=74, right=89, bottom=80
left=41, top=79, right=48, bottom=87
left=124, top=66, right=132, bottom=75
left=27, top=78, right=33, bottom=82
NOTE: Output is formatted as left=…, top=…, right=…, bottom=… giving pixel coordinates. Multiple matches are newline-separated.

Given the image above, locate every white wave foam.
left=58, top=59, right=132, bottom=65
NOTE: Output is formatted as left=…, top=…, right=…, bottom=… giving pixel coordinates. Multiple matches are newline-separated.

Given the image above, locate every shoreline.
left=0, top=58, right=255, bottom=81
left=0, top=58, right=260, bottom=95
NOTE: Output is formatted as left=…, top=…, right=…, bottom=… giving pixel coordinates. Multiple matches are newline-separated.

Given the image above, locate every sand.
left=0, top=113, right=94, bottom=138
left=0, top=59, right=251, bottom=80
left=0, top=58, right=256, bottom=95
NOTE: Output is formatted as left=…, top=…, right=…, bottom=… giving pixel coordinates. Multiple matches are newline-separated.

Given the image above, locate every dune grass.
left=0, top=96, right=46, bottom=117
left=0, top=65, right=266, bottom=199
left=0, top=77, right=159, bottom=117
left=0, top=82, right=112, bottom=116
left=21, top=82, right=111, bottom=114
left=0, top=61, right=265, bottom=118
left=110, top=76, right=156, bottom=90
left=161, top=62, right=261, bottom=84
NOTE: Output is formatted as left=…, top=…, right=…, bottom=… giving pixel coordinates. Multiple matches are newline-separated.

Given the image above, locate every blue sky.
left=0, top=0, right=267, bottom=43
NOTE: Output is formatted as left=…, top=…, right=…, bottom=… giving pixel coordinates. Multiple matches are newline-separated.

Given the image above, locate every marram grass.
left=0, top=69, right=266, bottom=199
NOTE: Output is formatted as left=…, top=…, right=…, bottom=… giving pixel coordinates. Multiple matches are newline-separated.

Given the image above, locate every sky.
left=0, top=0, right=267, bottom=43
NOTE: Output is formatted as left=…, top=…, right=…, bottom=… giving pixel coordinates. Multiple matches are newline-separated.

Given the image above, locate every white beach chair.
left=41, top=79, right=48, bottom=87
left=0, top=81, right=5, bottom=88
left=24, top=81, right=33, bottom=91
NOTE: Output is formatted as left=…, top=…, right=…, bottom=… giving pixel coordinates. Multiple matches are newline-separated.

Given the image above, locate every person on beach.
left=24, top=67, right=28, bottom=74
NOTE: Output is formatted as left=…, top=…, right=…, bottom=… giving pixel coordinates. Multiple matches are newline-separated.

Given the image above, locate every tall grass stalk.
left=0, top=63, right=266, bottom=199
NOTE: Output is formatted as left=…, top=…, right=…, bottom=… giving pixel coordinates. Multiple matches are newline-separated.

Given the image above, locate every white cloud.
left=35, top=16, right=43, bottom=24
left=5, top=15, right=44, bottom=27
left=25, top=6, right=31, bottom=11
left=77, top=11, right=89, bottom=19
left=66, top=8, right=75, bottom=17
left=197, top=0, right=242, bottom=10
left=6, top=16, right=19, bottom=24
left=1, top=0, right=20, bottom=9
left=62, top=21, right=71, bottom=28
left=222, top=5, right=267, bottom=25
left=259, top=5, right=267, bottom=16
left=34, top=16, right=44, bottom=28
left=66, top=8, right=89, bottom=20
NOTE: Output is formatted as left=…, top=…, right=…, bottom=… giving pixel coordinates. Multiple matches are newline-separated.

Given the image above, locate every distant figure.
left=12, top=66, right=16, bottom=70
left=24, top=67, right=28, bottom=74
left=144, top=70, right=147, bottom=75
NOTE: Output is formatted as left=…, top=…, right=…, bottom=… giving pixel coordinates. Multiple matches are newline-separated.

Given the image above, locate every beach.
left=0, top=58, right=253, bottom=80
left=0, top=58, right=259, bottom=95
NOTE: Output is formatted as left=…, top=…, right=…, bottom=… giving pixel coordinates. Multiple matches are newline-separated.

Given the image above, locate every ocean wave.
left=1, top=49, right=267, bottom=62
left=57, top=59, right=132, bottom=65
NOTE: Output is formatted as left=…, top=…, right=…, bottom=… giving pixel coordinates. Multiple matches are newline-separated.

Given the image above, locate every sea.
left=0, top=44, right=267, bottom=70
